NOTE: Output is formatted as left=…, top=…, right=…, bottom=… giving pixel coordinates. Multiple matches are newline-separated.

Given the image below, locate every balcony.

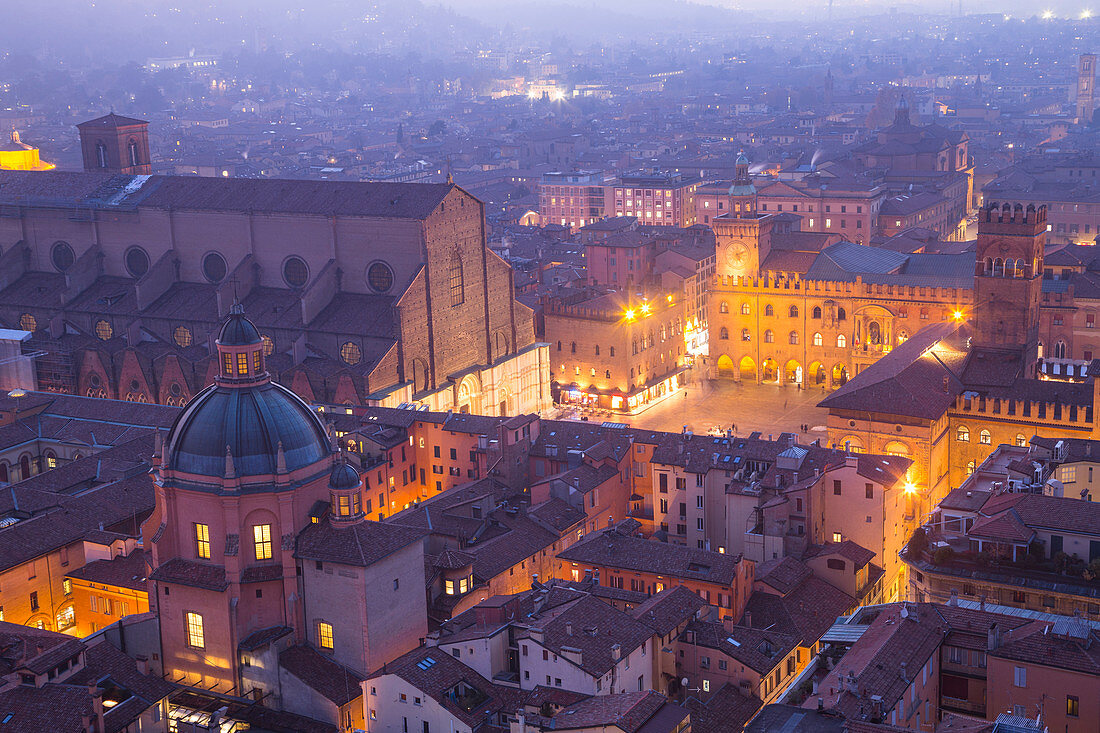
left=941, top=695, right=984, bottom=716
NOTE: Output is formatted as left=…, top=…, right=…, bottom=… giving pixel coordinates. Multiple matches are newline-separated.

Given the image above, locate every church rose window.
left=262, top=335, right=274, bottom=356
left=341, top=342, right=362, bottom=365
left=95, top=320, right=113, bottom=340
left=283, top=256, right=309, bottom=288
left=19, top=314, right=36, bottom=332
left=51, top=242, right=75, bottom=272
left=367, top=262, right=394, bottom=293
left=174, top=326, right=193, bottom=348
left=202, top=252, right=227, bottom=283
left=125, top=247, right=150, bottom=278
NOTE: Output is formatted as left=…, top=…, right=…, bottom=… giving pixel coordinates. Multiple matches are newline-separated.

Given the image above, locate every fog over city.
left=2, top=0, right=1100, bottom=731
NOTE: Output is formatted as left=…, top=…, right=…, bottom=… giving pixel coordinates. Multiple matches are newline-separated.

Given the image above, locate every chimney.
left=979, top=593, right=986, bottom=611
left=817, top=696, right=824, bottom=711
left=611, top=643, right=621, bottom=661
left=135, top=655, right=150, bottom=676
left=949, top=589, right=958, bottom=607
left=89, top=684, right=104, bottom=731
left=744, top=610, right=752, bottom=628
left=900, top=662, right=907, bottom=681
left=987, top=622, right=1001, bottom=651
left=566, top=622, right=572, bottom=636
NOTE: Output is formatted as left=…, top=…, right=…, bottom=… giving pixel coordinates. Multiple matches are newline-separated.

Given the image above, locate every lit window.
left=836, top=334, right=846, bottom=348
left=341, top=342, right=362, bottom=365
left=318, top=622, right=334, bottom=649
left=252, top=350, right=262, bottom=372
left=262, top=335, right=275, bottom=356
left=195, top=524, right=211, bottom=559
left=95, top=320, right=113, bottom=340
left=957, top=426, right=970, bottom=442
left=222, top=352, right=233, bottom=376
left=979, top=429, right=992, bottom=445
left=174, top=326, right=193, bottom=348
left=62, top=579, right=72, bottom=595
left=236, top=352, right=248, bottom=375
left=186, top=612, right=205, bottom=649
left=832, top=532, right=842, bottom=543
left=19, top=314, right=36, bottom=332
left=253, top=524, right=273, bottom=561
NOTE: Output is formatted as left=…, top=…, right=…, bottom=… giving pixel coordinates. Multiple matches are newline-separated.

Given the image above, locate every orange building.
left=557, top=520, right=754, bottom=621
left=65, top=545, right=150, bottom=637
left=607, top=171, right=700, bottom=227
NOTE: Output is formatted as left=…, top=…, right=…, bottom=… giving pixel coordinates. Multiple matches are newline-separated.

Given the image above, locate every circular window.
left=848, top=420, right=857, bottom=428
left=89, top=374, right=101, bottom=387
left=51, top=242, right=75, bottom=272
left=282, top=257, right=309, bottom=288
left=367, top=261, right=394, bottom=293
left=341, top=342, right=362, bottom=365
left=129, top=379, right=140, bottom=391
left=170, top=383, right=182, bottom=396
left=19, top=314, right=36, bottom=332
left=202, top=252, right=227, bottom=283
left=95, top=320, right=113, bottom=340
left=174, top=326, right=193, bottom=348
left=125, top=247, right=150, bottom=279
left=262, top=335, right=274, bottom=356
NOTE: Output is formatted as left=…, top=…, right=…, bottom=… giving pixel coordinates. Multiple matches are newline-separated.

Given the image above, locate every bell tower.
left=77, top=113, right=151, bottom=174
left=972, top=201, right=1046, bottom=369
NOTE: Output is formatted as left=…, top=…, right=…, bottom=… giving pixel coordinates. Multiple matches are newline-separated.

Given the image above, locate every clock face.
left=725, top=241, right=749, bottom=272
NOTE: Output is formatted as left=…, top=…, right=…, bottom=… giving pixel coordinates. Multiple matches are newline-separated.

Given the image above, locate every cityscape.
left=1, top=1, right=1100, bottom=731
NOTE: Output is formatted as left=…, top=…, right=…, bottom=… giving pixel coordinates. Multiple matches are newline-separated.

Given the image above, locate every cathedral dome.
left=329, top=460, right=361, bottom=489
left=165, top=381, right=330, bottom=480
left=163, top=305, right=330, bottom=483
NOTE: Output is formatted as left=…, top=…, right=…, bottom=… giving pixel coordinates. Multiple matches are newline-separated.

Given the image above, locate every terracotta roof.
left=529, top=594, right=655, bottom=676
left=0, top=685, right=92, bottom=733
left=238, top=625, right=293, bottom=651
left=683, top=682, right=764, bottom=733
left=689, top=620, right=799, bottom=675
left=66, top=549, right=148, bottom=592
left=77, top=113, right=148, bottom=128
left=548, top=691, right=686, bottom=732
left=433, top=549, right=476, bottom=570
left=989, top=624, right=1100, bottom=675
left=149, top=557, right=228, bottom=591
left=743, top=703, right=845, bottom=733
left=279, top=645, right=365, bottom=706
left=295, top=518, right=425, bottom=567
left=629, top=585, right=706, bottom=636
left=558, top=524, right=745, bottom=586
left=741, top=576, right=856, bottom=647
left=754, top=556, right=813, bottom=596
left=808, top=541, right=877, bottom=569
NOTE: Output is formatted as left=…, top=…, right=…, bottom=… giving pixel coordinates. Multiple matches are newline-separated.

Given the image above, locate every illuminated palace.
left=146, top=306, right=427, bottom=729
left=0, top=131, right=55, bottom=172
left=0, top=115, right=550, bottom=417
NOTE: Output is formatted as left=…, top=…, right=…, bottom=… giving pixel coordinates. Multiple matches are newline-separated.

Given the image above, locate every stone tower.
left=77, top=113, right=151, bottom=174
left=1078, top=53, right=1096, bottom=124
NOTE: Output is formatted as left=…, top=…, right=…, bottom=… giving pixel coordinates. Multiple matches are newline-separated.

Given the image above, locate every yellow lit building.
left=0, top=131, right=55, bottom=171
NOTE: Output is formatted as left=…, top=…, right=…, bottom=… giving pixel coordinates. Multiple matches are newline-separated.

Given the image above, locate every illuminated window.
left=966, top=460, right=976, bottom=475
left=95, top=320, right=113, bottom=340
left=979, top=429, right=992, bottom=445
left=832, top=532, right=842, bottom=543
left=222, top=353, right=233, bottom=375
left=836, top=334, right=846, bottom=348
left=719, top=301, right=729, bottom=314
left=252, top=350, right=262, bottom=373
left=341, top=342, right=362, bottom=365
left=253, top=524, right=273, bottom=561
left=318, top=621, right=334, bottom=649
left=174, top=326, right=193, bottom=348
left=186, top=612, right=205, bottom=649
left=236, top=352, right=248, bottom=375
left=62, top=579, right=71, bottom=595
left=957, top=426, right=970, bottom=442
left=741, top=303, right=750, bottom=315
left=813, top=332, right=823, bottom=347
left=19, top=314, right=36, bottom=332
left=195, top=524, right=211, bottom=559
left=1015, top=434, right=1026, bottom=447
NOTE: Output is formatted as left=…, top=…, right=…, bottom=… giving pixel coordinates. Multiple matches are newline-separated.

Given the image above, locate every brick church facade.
left=0, top=117, right=550, bottom=416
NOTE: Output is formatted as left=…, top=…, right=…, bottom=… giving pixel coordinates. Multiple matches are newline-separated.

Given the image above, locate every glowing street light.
left=1042, top=9, right=1054, bottom=18
left=624, top=308, right=637, bottom=321
left=952, top=310, right=965, bottom=322
left=1083, top=9, right=1094, bottom=19
left=640, top=303, right=651, bottom=316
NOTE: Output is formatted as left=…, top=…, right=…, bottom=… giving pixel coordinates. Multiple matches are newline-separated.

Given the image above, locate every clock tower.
left=714, top=152, right=772, bottom=279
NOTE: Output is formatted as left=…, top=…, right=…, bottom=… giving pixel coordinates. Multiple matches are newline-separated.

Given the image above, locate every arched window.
left=884, top=441, right=909, bottom=456
left=741, top=328, right=751, bottom=342
left=95, top=142, right=108, bottom=168
left=764, top=330, right=774, bottom=343
left=897, top=330, right=909, bottom=344
left=812, top=306, right=822, bottom=319
left=449, top=253, right=464, bottom=306
left=789, top=331, right=799, bottom=345
left=812, top=332, right=823, bottom=347
left=993, top=257, right=1004, bottom=276
left=128, top=139, right=140, bottom=167
left=719, top=301, right=729, bottom=314
left=764, top=304, right=774, bottom=317
left=957, top=425, right=970, bottom=442
left=1004, top=259, right=1016, bottom=278
left=741, top=303, right=751, bottom=315
left=604, top=370, right=611, bottom=379
left=983, top=257, right=993, bottom=275
left=556, top=341, right=562, bottom=351
left=594, top=345, right=599, bottom=356
left=789, top=305, right=799, bottom=318
left=570, top=342, right=576, bottom=353
left=1053, top=341, right=1067, bottom=359
left=836, top=334, right=846, bottom=348
left=719, top=327, right=729, bottom=340
left=979, top=429, right=992, bottom=445
left=609, top=347, right=615, bottom=357
left=1015, top=434, right=1026, bottom=447
left=0, top=462, right=8, bottom=482
left=837, top=307, right=847, bottom=321
left=966, top=460, right=976, bottom=475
